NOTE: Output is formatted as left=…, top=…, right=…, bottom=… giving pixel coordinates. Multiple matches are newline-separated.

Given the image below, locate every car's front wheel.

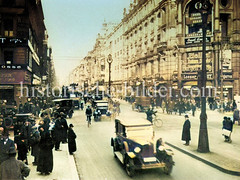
left=163, top=156, right=173, bottom=175
left=125, top=159, right=135, bottom=177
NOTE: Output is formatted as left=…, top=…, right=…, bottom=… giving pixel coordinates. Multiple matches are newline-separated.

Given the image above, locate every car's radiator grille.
left=141, top=144, right=154, bottom=157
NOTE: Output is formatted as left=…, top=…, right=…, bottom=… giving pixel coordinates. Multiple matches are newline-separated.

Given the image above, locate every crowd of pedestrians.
left=0, top=98, right=78, bottom=178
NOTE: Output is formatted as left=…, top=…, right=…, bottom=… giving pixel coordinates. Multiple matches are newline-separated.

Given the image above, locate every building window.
left=220, top=14, right=229, bottom=37
left=4, top=51, right=13, bottom=64
left=101, top=65, right=105, bottom=71
left=4, top=19, right=14, bottom=37
left=150, top=17, right=154, bottom=23
left=157, top=12, right=161, bottom=18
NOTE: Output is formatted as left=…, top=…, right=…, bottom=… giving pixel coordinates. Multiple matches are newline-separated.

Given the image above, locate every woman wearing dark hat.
left=181, top=115, right=191, bottom=145
left=67, top=124, right=77, bottom=155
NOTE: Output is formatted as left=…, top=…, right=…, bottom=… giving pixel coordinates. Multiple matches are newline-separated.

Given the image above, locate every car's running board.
left=115, top=152, right=124, bottom=164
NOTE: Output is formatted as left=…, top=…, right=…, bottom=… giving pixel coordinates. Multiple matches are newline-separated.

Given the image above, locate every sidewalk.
left=156, top=109, right=240, bottom=176
left=119, top=99, right=240, bottom=176
left=27, top=144, right=79, bottom=180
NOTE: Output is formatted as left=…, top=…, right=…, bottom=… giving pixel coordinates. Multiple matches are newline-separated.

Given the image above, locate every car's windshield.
left=126, top=125, right=153, bottom=143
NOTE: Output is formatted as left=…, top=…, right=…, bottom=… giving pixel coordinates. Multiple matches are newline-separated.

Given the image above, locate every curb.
left=68, top=153, right=80, bottom=180
left=165, top=142, right=240, bottom=176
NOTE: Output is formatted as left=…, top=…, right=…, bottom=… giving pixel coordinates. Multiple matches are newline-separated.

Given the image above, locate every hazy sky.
left=42, top=0, right=130, bottom=85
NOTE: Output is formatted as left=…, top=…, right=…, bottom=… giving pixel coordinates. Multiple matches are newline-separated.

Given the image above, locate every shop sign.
left=0, top=70, right=31, bottom=85
left=185, top=37, right=211, bottom=45
left=0, top=37, right=27, bottom=45
left=223, top=74, right=232, bottom=79
left=183, top=51, right=213, bottom=73
left=1, top=65, right=24, bottom=69
left=182, top=73, right=213, bottom=80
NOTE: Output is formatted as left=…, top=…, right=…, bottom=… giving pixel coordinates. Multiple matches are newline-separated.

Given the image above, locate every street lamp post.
left=107, top=54, right=113, bottom=97
left=220, top=43, right=224, bottom=113
left=195, top=0, right=212, bottom=153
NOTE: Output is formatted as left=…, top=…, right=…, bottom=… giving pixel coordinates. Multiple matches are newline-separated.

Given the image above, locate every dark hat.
left=69, top=124, right=74, bottom=127
left=185, top=115, right=189, bottom=118
left=8, top=146, right=17, bottom=154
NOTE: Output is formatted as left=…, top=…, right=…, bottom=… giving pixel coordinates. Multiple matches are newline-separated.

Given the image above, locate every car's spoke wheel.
left=125, top=159, right=135, bottom=177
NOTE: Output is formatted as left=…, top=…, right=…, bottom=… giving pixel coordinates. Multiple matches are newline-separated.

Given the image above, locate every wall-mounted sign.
left=185, top=37, right=211, bottom=45
left=0, top=37, right=27, bottom=45
left=183, top=51, right=213, bottom=73
left=0, top=70, right=31, bottom=85
left=0, top=65, right=26, bottom=69
left=182, top=73, right=213, bottom=80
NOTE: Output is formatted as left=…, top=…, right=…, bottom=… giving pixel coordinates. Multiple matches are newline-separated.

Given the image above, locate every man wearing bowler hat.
left=182, top=115, right=191, bottom=145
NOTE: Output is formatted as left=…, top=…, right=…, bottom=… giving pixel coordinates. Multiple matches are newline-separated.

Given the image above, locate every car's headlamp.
left=158, top=145, right=165, bottom=151
left=134, top=147, right=141, bottom=153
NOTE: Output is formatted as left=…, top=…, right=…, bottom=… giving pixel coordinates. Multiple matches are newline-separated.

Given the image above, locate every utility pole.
left=107, top=54, right=113, bottom=97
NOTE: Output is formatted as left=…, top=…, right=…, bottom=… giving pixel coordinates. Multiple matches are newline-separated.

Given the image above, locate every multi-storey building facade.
left=121, top=0, right=178, bottom=95
left=0, top=0, right=51, bottom=105
left=176, top=0, right=240, bottom=99
left=71, top=0, right=240, bottom=100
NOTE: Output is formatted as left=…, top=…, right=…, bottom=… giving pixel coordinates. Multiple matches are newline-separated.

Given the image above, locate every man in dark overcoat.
left=20, top=120, right=32, bottom=150
left=53, top=115, right=63, bottom=151
left=181, top=115, right=191, bottom=145
left=0, top=127, right=15, bottom=164
left=0, top=146, right=30, bottom=180
left=191, top=103, right=196, bottom=117
left=60, top=112, right=68, bottom=143
left=67, top=124, right=77, bottom=155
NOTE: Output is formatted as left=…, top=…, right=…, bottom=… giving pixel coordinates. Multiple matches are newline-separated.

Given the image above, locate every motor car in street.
left=52, top=99, right=74, bottom=118
left=111, top=119, right=174, bottom=177
left=94, top=100, right=108, bottom=115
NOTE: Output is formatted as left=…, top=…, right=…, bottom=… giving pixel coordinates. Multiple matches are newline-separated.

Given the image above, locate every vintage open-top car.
left=111, top=119, right=174, bottom=177
left=52, top=99, right=74, bottom=118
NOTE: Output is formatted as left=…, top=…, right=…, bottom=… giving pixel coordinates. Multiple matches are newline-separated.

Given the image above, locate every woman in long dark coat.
left=181, top=115, right=191, bottom=145
left=37, top=125, right=54, bottom=175
left=67, top=124, right=77, bottom=155
left=15, top=133, right=28, bottom=165
left=29, top=126, right=40, bottom=165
